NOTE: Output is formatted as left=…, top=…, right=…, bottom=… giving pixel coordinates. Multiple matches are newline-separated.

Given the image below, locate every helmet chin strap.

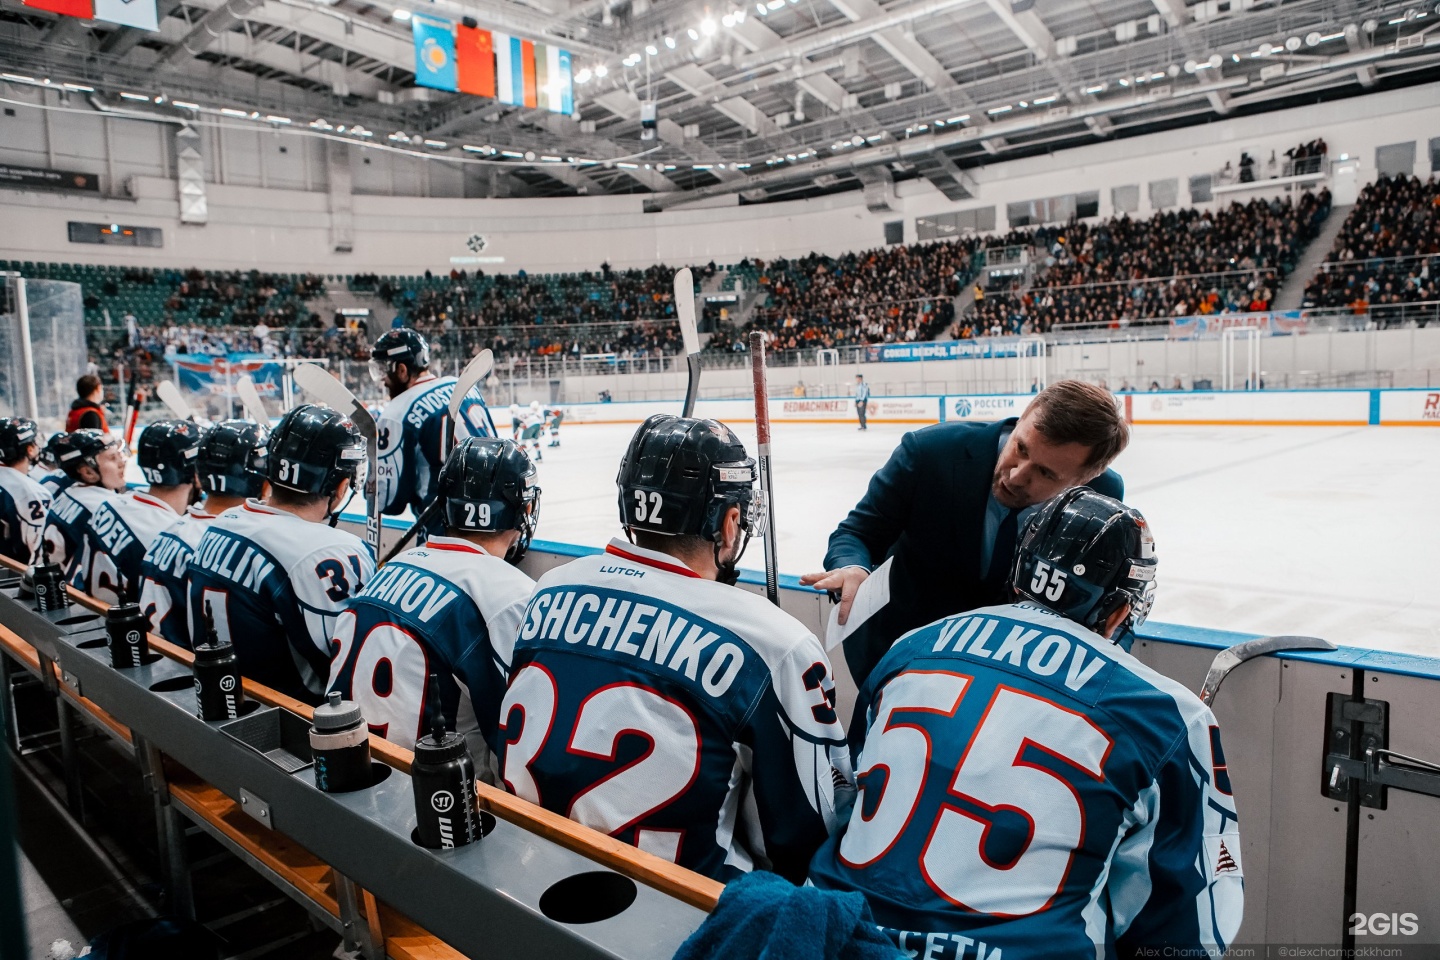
left=327, top=485, right=357, bottom=527
left=712, top=527, right=751, bottom=587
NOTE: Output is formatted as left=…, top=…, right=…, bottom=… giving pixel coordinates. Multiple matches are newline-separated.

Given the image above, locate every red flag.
left=456, top=25, right=496, bottom=98
left=521, top=39, right=537, bottom=108
left=24, top=0, right=93, bottom=16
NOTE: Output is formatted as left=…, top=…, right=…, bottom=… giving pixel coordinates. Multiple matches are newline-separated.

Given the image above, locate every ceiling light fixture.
left=664, top=35, right=676, bottom=48
left=392, top=8, right=411, bottom=19
left=594, top=64, right=608, bottom=76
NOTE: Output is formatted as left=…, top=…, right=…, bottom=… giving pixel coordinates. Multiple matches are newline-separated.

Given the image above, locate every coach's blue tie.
left=985, top=507, right=1020, bottom=600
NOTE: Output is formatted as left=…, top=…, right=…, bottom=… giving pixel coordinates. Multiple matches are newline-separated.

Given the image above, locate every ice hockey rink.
left=532, top=419, right=1440, bottom=658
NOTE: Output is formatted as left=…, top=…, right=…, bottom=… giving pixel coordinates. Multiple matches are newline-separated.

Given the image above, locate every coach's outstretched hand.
left=800, top=566, right=870, bottom=626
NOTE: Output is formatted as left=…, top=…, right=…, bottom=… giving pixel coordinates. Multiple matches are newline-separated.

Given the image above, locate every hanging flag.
left=92, top=0, right=158, bottom=31
left=534, top=42, right=550, bottom=111
left=456, top=24, right=495, bottom=98
left=556, top=48, right=574, bottom=115
left=520, top=38, right=537, bottom=108
left=412, top=13, right=458, bottom=93
left=494, top=32, right=523, bottom=107
left=23, top=0, right=93, bottom=18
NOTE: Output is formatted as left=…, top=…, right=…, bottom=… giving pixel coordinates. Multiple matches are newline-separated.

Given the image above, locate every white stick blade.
left=155, top=380, right=192, bottom=420
left=236, top=375, right=269, bottom=425
left=449, top=348, right=494, bottom=423
left=674, top=268, right=700, bottom=355
left=292, top=363, right=355, bottom=411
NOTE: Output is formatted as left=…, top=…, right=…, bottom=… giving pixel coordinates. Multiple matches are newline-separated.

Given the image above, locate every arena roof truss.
left=1, top=0, right=1438, bottom=203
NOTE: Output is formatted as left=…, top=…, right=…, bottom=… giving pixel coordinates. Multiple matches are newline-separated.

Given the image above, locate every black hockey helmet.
left=57, top=429, right=121, bottom=479
left=1012, top=487, right=1157, bottom=634
left=0, top=417, right=40, bottom=465
left=617, top=415, right=762, bottom=544
left=266, top=403, right=365, bottom=496
left=440, top=438, right=540, bottom=558
left=198, top=419, right=269, bottom=498
left=137, top=419, right=205, bottom=487
left=39, top=432, right=68, bottom=469
left=370, top=328, right=430, bottom=381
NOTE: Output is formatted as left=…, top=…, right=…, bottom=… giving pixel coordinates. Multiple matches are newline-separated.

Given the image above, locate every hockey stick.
left=1198, top=634, right=1336, bottom=706
left=748, top=331, right=780, bottom=606
left=291, top=363, right=381, bottom=556
left=379, top=352, right=495, bottom=565
left=445, top=349, right=494, bottom=453
left=235, top=375, right=270, bottom=426
left=155, top=380, right=194, bottom=420
left=675, top=268, right=702, bottom=417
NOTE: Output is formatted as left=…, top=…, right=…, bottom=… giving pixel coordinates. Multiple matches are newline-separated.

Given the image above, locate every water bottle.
left=193, top=641, right=244, bottom=721
left=32, top=561, right=70, bottom=613
left=309, top=692, right=372, bottom=793
left=411, top=674, right=481, bottom=850
left=106, top=603, right=148, bottom=669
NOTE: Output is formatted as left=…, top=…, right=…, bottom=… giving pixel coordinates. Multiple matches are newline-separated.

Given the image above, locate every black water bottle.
left=412, top=674, right=481, bottom=850
left=193, top=642, right=244, bottom=721
left=32, top=561, right=69, bottom=613
left=106, top=603, right=148, bottom=669
left=309, top=692, right=372, bottom=793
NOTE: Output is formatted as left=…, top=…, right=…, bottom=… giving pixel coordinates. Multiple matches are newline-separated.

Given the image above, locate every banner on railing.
left=1169, top=310, right=1307, bottom=338
left=169, top=354, right=285, bottom=397
left=866, top=340, right=1026, bottom=362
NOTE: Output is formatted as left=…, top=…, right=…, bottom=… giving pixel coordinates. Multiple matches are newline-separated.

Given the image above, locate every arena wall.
left=544, top=386, right=1440, bottom=428
left=0, top=83, right=1436, bottom=273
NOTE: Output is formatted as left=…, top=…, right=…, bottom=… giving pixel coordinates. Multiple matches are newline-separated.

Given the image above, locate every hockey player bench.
left=0, top=554, right=720, bottom=960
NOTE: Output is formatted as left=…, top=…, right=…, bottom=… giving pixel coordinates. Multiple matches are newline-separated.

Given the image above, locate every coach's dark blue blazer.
left=823, top=418, right=1124, bottom=686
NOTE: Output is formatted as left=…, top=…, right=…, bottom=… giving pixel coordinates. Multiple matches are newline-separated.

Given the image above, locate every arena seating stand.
left=1301, top=175, right=1439, bottom=313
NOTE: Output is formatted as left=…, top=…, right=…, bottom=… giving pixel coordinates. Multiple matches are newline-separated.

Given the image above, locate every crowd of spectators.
left=1301, top=175, right=1439, bottom=313
left=970, top=190, right=1331, bottom=335
left=710, top=239, right=984, bottom=353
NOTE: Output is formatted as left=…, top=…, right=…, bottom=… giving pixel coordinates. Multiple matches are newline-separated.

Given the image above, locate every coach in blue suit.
left=802, top=380, right=1128, bottom=686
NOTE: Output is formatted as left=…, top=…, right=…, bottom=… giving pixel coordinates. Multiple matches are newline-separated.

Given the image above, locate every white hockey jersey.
left=73, top=492, right=184, bottom=606
left=139, top=505, right=219, bottom=648
left=328, top=535, right=534, bottom=775
left=375, top=374, right=495, bottom=521
left=42, top=483, right=120, bottom=580
left=0, top=464, right=51, bottom=565
left=186, top=500, right=374, bottom=704
left=498, top=538, right=855, bottom=882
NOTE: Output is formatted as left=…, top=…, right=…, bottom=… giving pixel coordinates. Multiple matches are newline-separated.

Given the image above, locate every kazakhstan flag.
left=412, top=14, right=458, bottom=92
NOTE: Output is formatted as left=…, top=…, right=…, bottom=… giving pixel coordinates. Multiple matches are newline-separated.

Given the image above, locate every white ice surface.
left=527, top=421, right=1440, bottom=658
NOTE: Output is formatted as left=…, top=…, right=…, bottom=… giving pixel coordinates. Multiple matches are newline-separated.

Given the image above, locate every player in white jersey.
left=41, top=430, right=126, bottom=580
left=187, top=404, right=373, bottom=705
left=0, top=419, right=52, bottom=565
left=517, top=401, right=546, bottom=462
left=329, top=438, right=539, bottom=776
left=808, top=489, right=1243, bottom=959
left=498, top=415, right=854, bottom=882
left=140, top=420, right=268, bottom=648
left=371, top=328, right=494, bottom=535
left=74, top=420, right=204, bottom=606
left=32, top=432, right=71, bottom=496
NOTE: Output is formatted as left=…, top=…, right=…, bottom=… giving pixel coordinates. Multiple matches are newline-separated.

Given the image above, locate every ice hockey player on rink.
left=42, top=430, right=126, bottom=581
left=808, top=488, right=1243, bottom=959
left=0, top=418, right=52, bottom=565
left=497, top=414, right=854, bottom=882
left=75, top=420, right=205, bottom=606
left=140, top=420, right=269, bottom=648
left=518, top=400, right=546, bottom=462
left=187, top=404, right=374, bottom=705
left=509, top=404, right=523, bottom=441
left=372, top=329, right=495, bottom=536
left=546, top=406, right=564, bottom=448
left=328, top=438, right=540, bottom=777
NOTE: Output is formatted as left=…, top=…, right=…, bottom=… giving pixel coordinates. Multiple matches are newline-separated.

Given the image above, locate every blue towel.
left=673, top=871, right=903, bottom=960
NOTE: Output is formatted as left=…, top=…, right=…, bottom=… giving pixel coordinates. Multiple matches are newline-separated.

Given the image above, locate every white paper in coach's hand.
left=824, top=557, right=893, bottom=651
